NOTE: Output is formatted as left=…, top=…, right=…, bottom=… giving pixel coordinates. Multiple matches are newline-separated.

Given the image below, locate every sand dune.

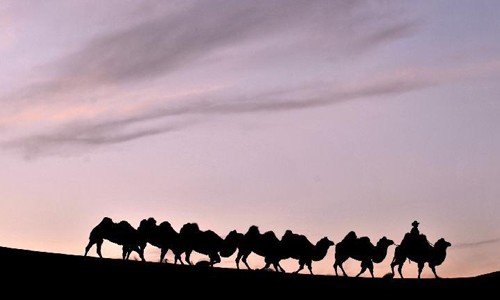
left=0, top=246, right=495, bottom=295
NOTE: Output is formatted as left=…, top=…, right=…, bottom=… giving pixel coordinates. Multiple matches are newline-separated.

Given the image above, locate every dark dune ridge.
left=0, top=246, right=496, bottom=295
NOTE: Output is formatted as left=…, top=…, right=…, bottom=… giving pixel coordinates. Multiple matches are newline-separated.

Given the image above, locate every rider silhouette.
left=410, top=220, right=420, bottom=236
left=404, top=220, right=430, bottom=251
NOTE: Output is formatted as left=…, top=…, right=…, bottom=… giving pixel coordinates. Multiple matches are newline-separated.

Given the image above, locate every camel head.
left=318, top=237, right=335, bottom=247
left=225, top=230, right=242, bottom=243
left=220, top=230, right=243, bottom=258
left=377, top=236, right=395, bottom=248
left=312, top=237, right=334, bottom=261
left=435, top=238, right=451, bottom=249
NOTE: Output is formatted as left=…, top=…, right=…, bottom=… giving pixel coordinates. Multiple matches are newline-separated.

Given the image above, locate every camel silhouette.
left=138, top=217, right=186, bottom=264
left=179, top=222, right=241, bottom=267
left=84, top=217, right=146, bottom=261
left=280, top=230, right=334, bottom=274
left=235, top=225, right=284, bottom=272
left=219, top=230, right=244, bottom=259
left=333, top=231, right=394, bottom=278
left=391, top=237, right=451, bottom=278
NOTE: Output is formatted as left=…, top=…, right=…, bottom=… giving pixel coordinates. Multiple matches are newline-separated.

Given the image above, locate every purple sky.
left=1, top=0, right=499, bottom=277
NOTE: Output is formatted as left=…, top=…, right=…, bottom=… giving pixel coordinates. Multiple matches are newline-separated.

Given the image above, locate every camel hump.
left=118, top=220, right=134, bottom=230
left=281, top=229, right=295, bottom=241
left=102, top=216, right=113, bottom=223
left=99, top=217, right=114, bottom=227
left=181, top=222, right=200, bottom=233
left=359, top=236, right=371, bottom=244
left=263, top=231, right=278, bottom=239
left=139, top=218, right=155, bottom=228
left=297, top=234, right=310, bottom=245
left=205, top=229, right=220, bottom=238
left=342, top=231, right=358, bottom=243
left=246, top=225, right=260, bottom=239
left=158, top=221, right=172, bottom=230
left=247, top=225, right=259, bottom=234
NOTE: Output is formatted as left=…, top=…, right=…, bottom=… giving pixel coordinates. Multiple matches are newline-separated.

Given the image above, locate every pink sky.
left=1, top=1, right=500, bottom=278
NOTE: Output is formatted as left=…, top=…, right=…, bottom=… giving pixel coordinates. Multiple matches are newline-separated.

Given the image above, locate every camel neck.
left=372, top=244, right=389, bottom=263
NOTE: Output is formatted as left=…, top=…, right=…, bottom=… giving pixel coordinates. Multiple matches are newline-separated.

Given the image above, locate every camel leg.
left=355, top=265, right=367, bottom=277
left=294, top=262, right=305, bottom=274
left=273, top=263, right=281, bottom=272
left=273, top=262, right=286, bottom=273
left=367, top=261, right=374, bottom=278
left=242, top=254, right=252, bottom=270
left=398, top=263, right=404, bottom=279
left=339, top=263, right=349, bottom=277
left=122, top=246, right=128, bottom=260
left=391, top=256, right=405, bottom=278
left=85, top=239, right=101, bottom=257
left=333, top=261, right=339, bottom=276
left=84, top=240, right=94, bottom=257
left=307, top=261, right=313, bottom=275
left=235, top=251, right=242, bottom=269
left=211, top=253, right=221, bottom=266
left=260, top=261, right=271, bottom=270
left=137, top=246, right=146, bottom=262
left=418, top=262, right=425, bottom=279
left=277, top=262, right=286, bottom=273
left=160, top=248, right=168, bottom=263
left=430, top=265, right=440, bottom=279
left=185, top=250, right=193, bottom=265
left=174, top=252, right=184, bottom=265
left=96, top=240, right=104, bottom=258
left=261, top=257, right=272, bottom=271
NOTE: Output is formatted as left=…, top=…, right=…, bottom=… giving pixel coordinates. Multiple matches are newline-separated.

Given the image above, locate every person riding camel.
left=402, top=220, right=430, bottom=251
left=410, top=220, right=420, bottom=237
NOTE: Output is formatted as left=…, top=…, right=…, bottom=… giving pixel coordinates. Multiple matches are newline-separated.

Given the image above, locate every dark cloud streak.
left=3, top=75, right=434, bottom=158
left=2, top=0, right=416, bottom=104
left=454, top=238, right=500, bottom=249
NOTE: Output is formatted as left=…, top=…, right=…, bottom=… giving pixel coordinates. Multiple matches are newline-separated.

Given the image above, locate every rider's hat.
left=412, top=220, right=420, bottom=227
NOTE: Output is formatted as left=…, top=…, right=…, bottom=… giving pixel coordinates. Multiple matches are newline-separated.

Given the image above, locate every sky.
left=1, top=0, right=499, bottom=278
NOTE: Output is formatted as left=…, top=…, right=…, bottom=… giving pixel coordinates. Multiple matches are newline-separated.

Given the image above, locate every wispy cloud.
left=454, top=237, right=500, bottom=249
left=2, top=73, right=433, bottom=158
left=5, top=54, right=500, bottom=158
left=2, top=0, right=415, bottom=104
left=1, top=1, right=423, bottom=158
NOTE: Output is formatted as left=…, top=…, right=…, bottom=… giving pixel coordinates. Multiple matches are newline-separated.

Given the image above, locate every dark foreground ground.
left=0, top=246, right=496, bottom=296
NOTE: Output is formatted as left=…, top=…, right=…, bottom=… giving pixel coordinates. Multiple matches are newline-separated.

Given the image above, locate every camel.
left=279, top=230, right=334, bottom=274
left=235, top=225, right=284, bottom=272
left=138, top=217, right=186, bottom=264
left=84, top=217, right=146, bottom=261
left=333, top=231, right=394, bottom=278
left=219, top=230, right=244, bottom=259
left=391, top=237, right=451, bottom=279
left=179, top=223, right=241, bottom=267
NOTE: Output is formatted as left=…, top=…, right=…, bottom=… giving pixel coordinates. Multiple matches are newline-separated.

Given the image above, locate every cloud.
left=6, top=54, right=500, bottom=158
left=1, top=1, right=424, bottom=158
left=4, top=118, right=198, bottom=159
left=454, top=237, right=500, bottom=249
left=2, top=73, right=434, bottom=158
left=2, top=0, right=416, bottom=104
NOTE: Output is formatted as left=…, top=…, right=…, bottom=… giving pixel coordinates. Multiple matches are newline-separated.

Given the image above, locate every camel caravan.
left=84, top=218, right=451, bottom=278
